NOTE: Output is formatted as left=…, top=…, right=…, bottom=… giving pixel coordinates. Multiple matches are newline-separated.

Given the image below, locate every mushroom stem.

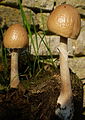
left=10, top=50, right=20, bottom=88
left=83, top=84, right=85, bottom=107
left=58, top=36, right=72, bottom=99
left=55, top=36, right=73, bottom=119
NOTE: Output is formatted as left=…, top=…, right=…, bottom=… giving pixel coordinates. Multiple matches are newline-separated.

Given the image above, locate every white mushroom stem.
left=81, top=80, right=85, bottom=108
left=10, top=51, right=20, bottom=88
left=55, top=36, right=74, bottom=119
left=83, top=83, right=85, bottom=107
left=57, top=36, right=72, bottom=104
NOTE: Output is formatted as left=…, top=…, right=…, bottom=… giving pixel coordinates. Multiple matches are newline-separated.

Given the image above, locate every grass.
left=0, top=27, right=9, bottom=85
left=18, top=0, right=56, bottom=74
left=0, top=0, right=56, bottom=86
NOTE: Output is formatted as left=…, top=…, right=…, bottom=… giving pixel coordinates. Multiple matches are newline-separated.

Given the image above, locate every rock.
left=0, top=5, right=22, bottom=27
left=23, top=7, right=38, bottom=25
left=0, top=0, right=18, bottom=6
left=77, top=8, right=85, bottom=16
left=56, top=0, right=85, bottom=7
left=81, top=19, right=85, bottom=28
left=36, top=13, right=49, bottom=30
left=0, top=6, right=38, bottom=27
left=73, top=26, right=85, bottom=56
left=22, top=0, right=54, bottom=11
left=29, top=33, right=74, bottom=56
left=56, top=0, right=85, bottom=16
left=69, top=57, right=85, bottom=79
left=29, top=34, right=60, bottom=55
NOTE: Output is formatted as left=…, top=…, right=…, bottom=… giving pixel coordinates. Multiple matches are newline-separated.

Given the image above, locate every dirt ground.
left=0, top=64, right=84, bottom=120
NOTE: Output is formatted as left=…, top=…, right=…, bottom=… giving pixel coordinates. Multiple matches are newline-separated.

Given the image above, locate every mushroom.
left=47, top=4, right=81, bottom=120
left=3, top=24, right=28, bottom=88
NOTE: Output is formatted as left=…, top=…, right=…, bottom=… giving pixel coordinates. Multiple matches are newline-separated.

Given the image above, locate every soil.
left=0, top=64, right=84, bottom=120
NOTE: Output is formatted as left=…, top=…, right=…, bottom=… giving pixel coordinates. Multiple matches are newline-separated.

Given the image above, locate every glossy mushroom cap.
left=47, top=4, right=81, bottom=39
left=3, top=24, right=28, bottom=48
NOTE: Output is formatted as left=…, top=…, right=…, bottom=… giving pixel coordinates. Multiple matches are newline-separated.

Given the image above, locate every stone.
left=29, top=33, right=74, bottom=56
left=36, top=13, right=49, bottom=30
left=77, top=8, right=85, bottom=16
left=56, top=0, right=85, bottom=16
left=0, top=0, right=18, bottom=6
left=22, top=0, right=54, bottom=11
left=0, top=6, right=38, bottom=27
left=29, top=34, right=60, bottom=55
left=56, top=0, right=85, bottom=7
left=73, top=26, right=85, bottom=56
left=81, top=19, right=85, bottom=28
left=69, top=57, right=85, bottom=79
left=23, top=7, right=38, bottom=25
left=0, top=5, right=22, bottom=27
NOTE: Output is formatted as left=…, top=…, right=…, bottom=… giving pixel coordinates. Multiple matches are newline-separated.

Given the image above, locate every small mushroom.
left=3, top=24, right=28, bottom=88
left=47, top=4, right=81, bottom=120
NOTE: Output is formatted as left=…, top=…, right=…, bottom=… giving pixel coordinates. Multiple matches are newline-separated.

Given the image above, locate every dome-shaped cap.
left=47, top=4, right=81, bottom=39
left=3, top=24, right=28, bottom=48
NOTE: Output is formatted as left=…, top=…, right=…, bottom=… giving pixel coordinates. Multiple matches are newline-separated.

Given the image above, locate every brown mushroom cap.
left=47, top=4, right=81, bottom=39
left=3, top=24, right=28, bottom=48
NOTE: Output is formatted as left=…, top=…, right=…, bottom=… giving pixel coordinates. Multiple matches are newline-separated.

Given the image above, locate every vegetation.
left=0, top=1, right=84, bottom=120
left=0, top=0, right=56, bottom=87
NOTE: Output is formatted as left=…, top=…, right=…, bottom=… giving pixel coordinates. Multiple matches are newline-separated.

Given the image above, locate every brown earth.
left=0, top=64, right=84, bottom=120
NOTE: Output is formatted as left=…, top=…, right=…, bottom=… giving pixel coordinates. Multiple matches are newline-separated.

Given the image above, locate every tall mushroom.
left=47, top=4, right=81, bottom=120
left=3, top=24, right=28, bottom=88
